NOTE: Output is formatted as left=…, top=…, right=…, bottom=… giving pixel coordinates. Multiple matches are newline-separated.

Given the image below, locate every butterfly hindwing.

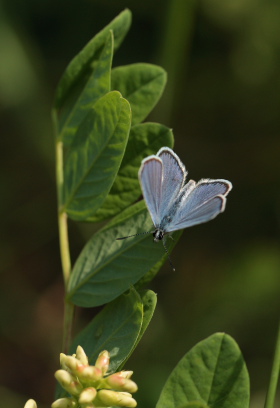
left=167, top=179, right=232, bottom=232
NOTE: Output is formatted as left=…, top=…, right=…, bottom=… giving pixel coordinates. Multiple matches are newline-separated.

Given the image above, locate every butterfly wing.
left=139, top=156, right=163, bottom=226
left=166, top=179, right=232, bottom=231
left=157, top=147, right=186, bottom=216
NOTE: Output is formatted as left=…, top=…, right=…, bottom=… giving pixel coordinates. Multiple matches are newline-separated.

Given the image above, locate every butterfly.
left=117, top=147, right=232, bottom=270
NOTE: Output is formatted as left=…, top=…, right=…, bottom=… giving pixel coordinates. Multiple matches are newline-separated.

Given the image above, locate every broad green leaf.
left=62, top=91, right=131, bottom=220
left=70, top=288, right=143, bottom=374
left=117, top=289, right=157, bottom=370
left=54, top=9, right=131, bottom=110
left=67, top=200, right=180, bottom=307
left=156, top=333, right=250, bottom=408
left=111, top=63, right=167, bottom=125
left=87, top=122, right=174, bottom=222
left=57, top=31, right=114, bottom=146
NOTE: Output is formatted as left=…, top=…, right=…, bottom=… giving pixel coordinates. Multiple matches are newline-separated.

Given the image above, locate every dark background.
left=0, top=1, right=279, bottom=407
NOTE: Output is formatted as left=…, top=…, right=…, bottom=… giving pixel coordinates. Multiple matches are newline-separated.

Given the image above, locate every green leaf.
left=54, top=9, right=132, bottom=110
left=111, top=63, right=167, bottom=125
left=117, top=289, right=157, bottom=370
left=87, top=122, right=174, bottom=222
left=70, top=288, right=143, bottom=374
left=57, top=31, right=114, bottom=146
left=137, top=290, right=157, bottom=344
left=62, top=91, right=131, bottom=221
left=156, top=333, right=250, bottom=408
left=67, top=200, right=180, bottom=307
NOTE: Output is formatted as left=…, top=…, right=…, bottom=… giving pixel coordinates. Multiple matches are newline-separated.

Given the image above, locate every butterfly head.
left=153, top=229, right=165, bottom=243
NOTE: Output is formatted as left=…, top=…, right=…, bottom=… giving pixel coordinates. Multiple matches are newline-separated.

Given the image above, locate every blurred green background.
left=0, top=0, right=279, bottom=407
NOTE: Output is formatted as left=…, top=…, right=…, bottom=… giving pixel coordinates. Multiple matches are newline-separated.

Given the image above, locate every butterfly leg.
left=162, top=237, right=175, bottom=272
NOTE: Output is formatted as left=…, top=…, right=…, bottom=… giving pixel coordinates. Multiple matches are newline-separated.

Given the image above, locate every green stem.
left=54, top=112, right=74, bottom=353
left=58, top=210, right=71, bottom=287
left=264, top=321, right=280, bottom=408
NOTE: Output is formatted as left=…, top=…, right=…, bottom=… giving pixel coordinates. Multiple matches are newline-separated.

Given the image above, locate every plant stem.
left=58, top=202, right=74, bottom=354
left=58, top=210, right=71, bottom=287
left=54, top=116, right=74, bottom=353
left=264, top=321, right=280, bottom=408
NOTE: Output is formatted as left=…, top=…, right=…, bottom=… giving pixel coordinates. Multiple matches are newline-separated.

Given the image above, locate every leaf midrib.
left=206, top=334, right=224, bottom=406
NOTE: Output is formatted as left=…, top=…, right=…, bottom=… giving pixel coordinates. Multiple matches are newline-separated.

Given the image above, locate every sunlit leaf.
left=67, top=201, right=180, bottom=307
left=87, top=123, right=174, bottom=222
left=58, top=31, right=113, bottom=145
left=62, top=91, right=131, bottom=220
left=54, top=9, right=131, bottom=110
left=156, top=333, right=250, bottom=408
left=111, top=63, right=167, bottom=125
left=70, top=288, right=143, bottom=374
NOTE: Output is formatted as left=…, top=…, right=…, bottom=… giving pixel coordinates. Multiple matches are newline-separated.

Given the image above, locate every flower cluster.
left=52, top=346, right=138, bottom=408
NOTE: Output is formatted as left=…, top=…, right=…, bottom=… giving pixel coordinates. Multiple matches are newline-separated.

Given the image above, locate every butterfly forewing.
left=139, top=156, right=163, bottom=226
left=157, top=147, right=186, bottom=216
left=167, top=179, right=232, bottom=232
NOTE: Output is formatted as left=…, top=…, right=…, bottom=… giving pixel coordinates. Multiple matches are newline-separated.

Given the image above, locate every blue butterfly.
left=117, top=147, right=232, bottom=270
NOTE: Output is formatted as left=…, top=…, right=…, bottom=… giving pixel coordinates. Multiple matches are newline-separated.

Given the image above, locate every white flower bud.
left=51, top=397, right=77, bottom=408
left=95, top=351, right=110, bottom=375
left=118, top=371, right=133, bottom=379
left=78, top=387, right=97, bottom=404
left=105, top=373, right=138, bottom=393
left=24, top=399, right=37, bottom=408
left=76, top=346, right=88, bottom=366
left=60, top=353, right=68, bottom=371
left=62, top=355, right=81, bottom=373
left=96, top=390, right=137, bottom=407
left=77, top=365, right=102, bottom=385
left=54, top=369, right=83, bottom=396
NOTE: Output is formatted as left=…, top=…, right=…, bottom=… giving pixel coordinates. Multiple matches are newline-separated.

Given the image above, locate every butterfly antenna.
left=116, top=231, right=154, bottom=240
left=162, top=239, right=175, bottom=272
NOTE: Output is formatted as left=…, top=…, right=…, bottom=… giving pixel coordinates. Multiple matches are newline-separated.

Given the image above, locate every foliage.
left=156, top=333, right=249, bottom=408
left=41, top=8, right=280, bottom=408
